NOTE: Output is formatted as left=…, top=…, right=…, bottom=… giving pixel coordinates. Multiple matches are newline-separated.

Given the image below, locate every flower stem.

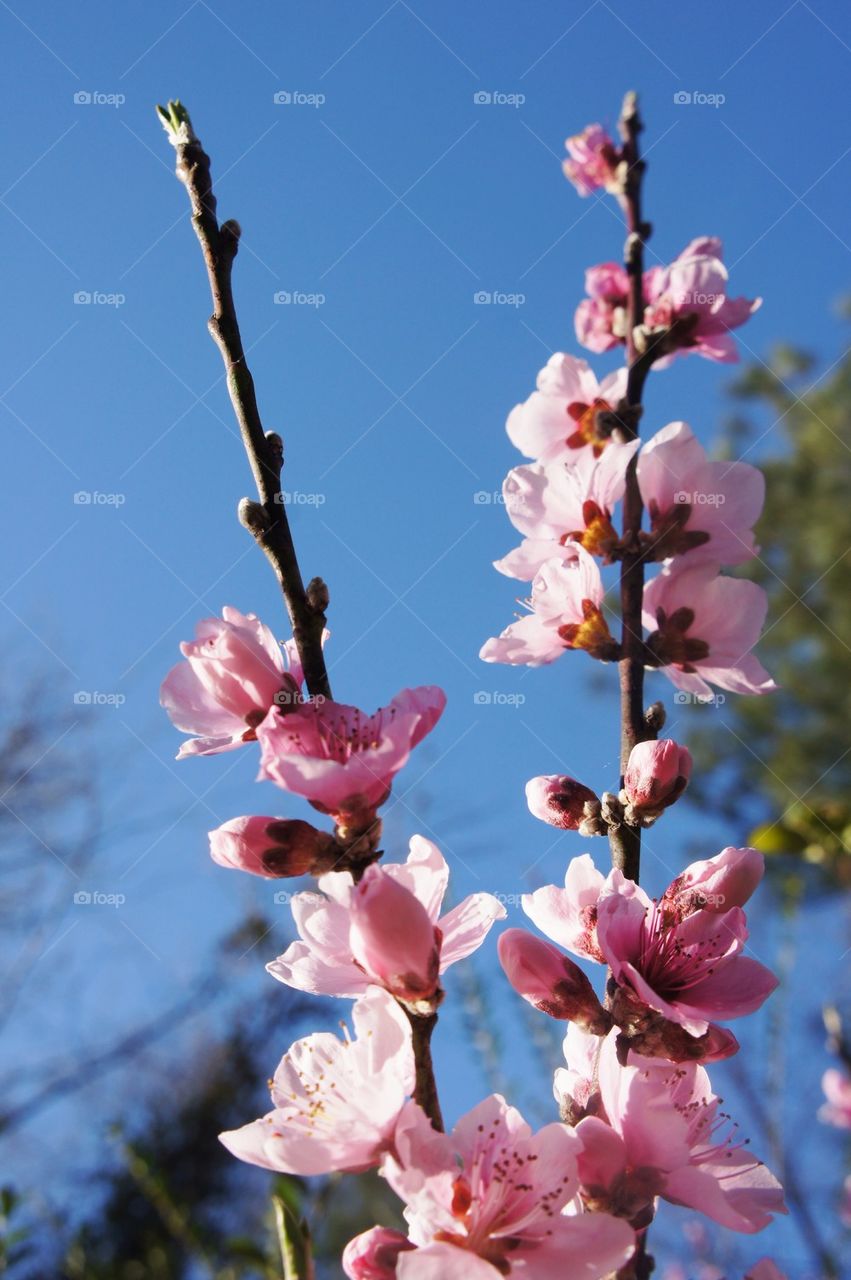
left=609, top=92, right=652, bottom=883
left=405, top=1009, right=444, bottom=1131
left=159, top=102, right=332, bottom=702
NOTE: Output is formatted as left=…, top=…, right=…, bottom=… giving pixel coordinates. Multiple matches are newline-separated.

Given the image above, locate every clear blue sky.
left=2, top=1, right=849, bottom=1272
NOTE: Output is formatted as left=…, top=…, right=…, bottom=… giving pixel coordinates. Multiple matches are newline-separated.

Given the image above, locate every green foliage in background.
left=688, top=327, right=851, bottom=886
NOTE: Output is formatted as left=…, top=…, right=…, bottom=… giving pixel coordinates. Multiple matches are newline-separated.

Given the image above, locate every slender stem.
left=609, top=92, right=652, bottom=882
left=405, top=1009, right=444, bottom=1132
left=161, top=105, right=331, bottom=701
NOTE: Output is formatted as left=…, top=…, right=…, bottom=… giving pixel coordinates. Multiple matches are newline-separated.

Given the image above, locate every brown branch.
left=405, top=1008, right=444, bottom=1132
left=608, top=92, right=653, bottom=882
left=157, top=101, right=331, bottom=701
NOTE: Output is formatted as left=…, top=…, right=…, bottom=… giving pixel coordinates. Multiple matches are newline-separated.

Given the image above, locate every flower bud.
left=343, top=1227, right=414, bottom=1279
left=526, top=774, right=600, bottom=831
left=623, top=739, right=691, bottom=814
left=208, top=815, right=337, bottom=878
left=349, top=866, right=440, bottom=1006
left=661, top=846, right=764, bottom=921
left=498, top=929, right=612, bottom=1034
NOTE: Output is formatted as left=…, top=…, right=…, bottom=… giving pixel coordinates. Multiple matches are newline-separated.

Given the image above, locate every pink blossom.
left=208, top=814, right=336, bottom=878
left=343, top=1227, right=415, bottom=1279
left=384, top=1094, right=635, bottom=1279
left=256, top=685, right=446, bottom=820
left=496, top=439, right=639, bottom=580
left=505, top=352, right=627, bottom=463
left=623, top=738, right=692, bottom=815
left=349, top=863, right=441, bottom=1005
left=268, top=835, right=505, bottom=1001
left=643, top=562, right=776, bottom=698
left=219, top=987, right=413, bottom=1175
left=661, top=847, right=764, bottom=922
left=637, top=422, right=764, bottom=565
left=572, top=1031, right=786, bottom=1232
left=161, top=606, right=297, bottom=758
left=563, top=123, right=621, bottom=197
left=523, top=853, right=607, bottom=963
left=819, top=1068, right=851, bottom=1129
left=574, top=261, right=664, bottom=355
left=643, top=237, right=761, bottom=364
left=480, top=546, right=617, bottom=667
left=498, top=928, right=612, bottom=1032
left=526, top=852, right=773, bottom=1054
left=595, top=870, right=778, bottom=1037
left=526, top=774, right=599, bottom=831
left=575, top=241, right=759, bottom=365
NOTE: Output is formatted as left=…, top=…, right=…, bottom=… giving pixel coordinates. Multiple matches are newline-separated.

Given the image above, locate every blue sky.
left=2, top=1, right=850, bottom=1272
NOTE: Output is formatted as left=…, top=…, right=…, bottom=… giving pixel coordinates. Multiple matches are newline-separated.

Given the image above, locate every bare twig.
left=405, top=1009, right=444, bottom=1132
left=157, top=101, right=331, bottom=701
left=608, top=92, right=653, bottom=882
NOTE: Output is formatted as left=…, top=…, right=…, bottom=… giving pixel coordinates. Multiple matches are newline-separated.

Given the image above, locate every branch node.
left=306, top=576, right=330, bottom=615
left=238, top=497, right=269, bottom=535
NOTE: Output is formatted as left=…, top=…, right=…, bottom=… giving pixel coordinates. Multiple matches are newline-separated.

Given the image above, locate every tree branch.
left=609, top=92, right=652, bottom=882
left=157, top=101, right=331, bottom=702
left=405, top=1009, right=444, bottom=1132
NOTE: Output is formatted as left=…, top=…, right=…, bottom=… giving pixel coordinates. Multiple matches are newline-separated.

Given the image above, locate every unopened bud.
left=526, top=774, right=600, bottom=831
left=208, top=815, right=337, bottom=878
left=343, top=1227, right=415, bottom=1280
left=644, top=700, right=666, bottom=733
left=306, top=576, right=330, bottom=614
left=661, top=846, right=764, bottom=922
left=623, top=738, right=691, bottom=816
left=498, top=929, right=612, bottom=1033
left=349, top=865, right=440, bottom=1008
left=238, top=497, right=269, bottom=535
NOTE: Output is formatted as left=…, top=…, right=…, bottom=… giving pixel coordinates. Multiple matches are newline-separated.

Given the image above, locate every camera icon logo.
left=473, top=691, right=492, bottom=705
left=73, top=890, right=92, bottom=904
left=273, top=291, right=292, bottom=304
left=273, top=91, right=292, bottom=105
left=673, top=91, right=692, bottom=105
left=73, top=291, right=92, bottom=305
left=473, top=291, right=491, bottom=305
left=73, top=90, right=92, bottom=105
left=473, top=91, right=492, bottom=105
left=73, top=691, right=92, bottom=704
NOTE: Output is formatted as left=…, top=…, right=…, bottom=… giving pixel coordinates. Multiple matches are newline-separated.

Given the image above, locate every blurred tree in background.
left=688, top=325, right=851, bottom=888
